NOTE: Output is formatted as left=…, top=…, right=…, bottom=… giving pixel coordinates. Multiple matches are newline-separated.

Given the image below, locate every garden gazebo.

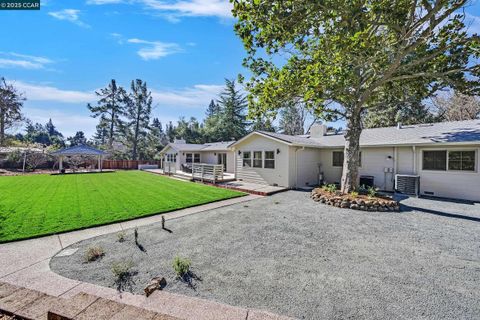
left=51, top=144, right=107, bottom=173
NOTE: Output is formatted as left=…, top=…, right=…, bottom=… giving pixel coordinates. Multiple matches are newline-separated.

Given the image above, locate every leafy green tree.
left=364, top=100, right=436, bottom=128
left=205, top=99, right=220, bottom=118
left=174, top=117, right=204, bottom=144
left=145, top=118, right=168, bottom=158
left=251, top=116, right=275, bottom=132
left=87, top=79, right=127, bottom=149
left=166, top=121, right=175, bottom=143
left=0, top=77, right=25, bottom=146
left=67, top=131, right=87, bottom=146
left=233, top=0, right=480, bottom=192
left=124, top=79, right=152, bottom=160
left=92, top=116, right=110, bottom=146
left=217, top=79, right=249, bottom=141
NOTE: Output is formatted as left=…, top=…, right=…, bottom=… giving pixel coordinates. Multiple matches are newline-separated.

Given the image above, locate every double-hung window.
left=264, top=151, right=275, bottom=169
left=332, top=151, right=344, bottom=167
left=194, top=153, right=201, bottom=163
left=253, top=151, right=263, bottom=168
left=243, top=151, right=251, bottom=167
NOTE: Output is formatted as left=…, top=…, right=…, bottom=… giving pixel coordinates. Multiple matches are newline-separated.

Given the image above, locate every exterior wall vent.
left=395, top=174, right=420, bottom=196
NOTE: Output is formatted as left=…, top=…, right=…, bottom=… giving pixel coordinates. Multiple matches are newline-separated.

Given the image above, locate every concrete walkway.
left=0, top=195, right=292, bottom=320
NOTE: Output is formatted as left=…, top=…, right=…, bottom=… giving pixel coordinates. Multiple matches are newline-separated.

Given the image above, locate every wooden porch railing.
left=192, top=163, right=224, bottom=183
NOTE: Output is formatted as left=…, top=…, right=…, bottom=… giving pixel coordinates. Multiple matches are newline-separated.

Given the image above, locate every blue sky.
left=1, top=0, right=480, bottom=138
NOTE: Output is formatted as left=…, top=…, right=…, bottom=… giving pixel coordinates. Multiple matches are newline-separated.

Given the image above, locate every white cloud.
left=87, top=0, right=232, bottom=20
left=127, top=38, right=182, bottom=60
left=0, top=52, right=53, bottom=70
left=48, top=9, right=90, bottom=28
left=14, top=81, right=95, bottom=103
left=151, top=84, right=223, bottom=107
left=141, top=0, right=232, bottom=18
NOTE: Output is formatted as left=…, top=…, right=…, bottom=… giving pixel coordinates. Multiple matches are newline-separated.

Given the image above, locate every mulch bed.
left=311, top=188, right=400, bottom=212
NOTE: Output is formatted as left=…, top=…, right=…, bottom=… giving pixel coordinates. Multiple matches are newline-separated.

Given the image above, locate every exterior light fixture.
left=238, top=150, right=242, bottom=155
left=277, top=148, right=280, bottom=154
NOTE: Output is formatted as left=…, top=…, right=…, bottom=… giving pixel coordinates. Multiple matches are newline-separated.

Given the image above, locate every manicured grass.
left=0, top=171, right=245, bottom=242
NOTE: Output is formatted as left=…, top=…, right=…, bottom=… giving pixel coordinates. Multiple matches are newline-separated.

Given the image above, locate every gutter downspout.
left=412, top=146, right=417, bottom=174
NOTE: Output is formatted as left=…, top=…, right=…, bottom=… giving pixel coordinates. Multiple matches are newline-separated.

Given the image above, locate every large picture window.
left=253, top=151, right=263, bottom=168
left=265, top=151, right=275, bottom=169
left=243, top=151, right=251, bottom=167
left=448, top=151, right=475, bottom=171
left=423, top=151, right=447, bottom=171
left=332, top=151, right=344, bottom=167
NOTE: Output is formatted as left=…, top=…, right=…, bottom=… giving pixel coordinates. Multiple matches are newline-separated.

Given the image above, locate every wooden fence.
left=102, top=160, right=161, bottom=170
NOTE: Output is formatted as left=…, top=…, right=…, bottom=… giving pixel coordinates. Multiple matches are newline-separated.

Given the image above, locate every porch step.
left=0, top=282, right=179, bottom=320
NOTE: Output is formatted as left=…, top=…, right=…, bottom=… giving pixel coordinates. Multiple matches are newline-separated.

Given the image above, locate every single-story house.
left=159, top=139, right=235, bottom=173
left=229, top=120, right=480, bottom=202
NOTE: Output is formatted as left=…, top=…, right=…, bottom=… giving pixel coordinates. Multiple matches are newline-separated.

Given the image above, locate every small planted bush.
left=367, top=186, right=378, bottom=198
left=350, top=191, right=359, bottom=198
left=322, top=184, right=337, bottom=193
left=172, top=256, right=191, bottom=278
left=111, top=260, right=135, bottom=292
left=84, top=246, right=105, bottom=262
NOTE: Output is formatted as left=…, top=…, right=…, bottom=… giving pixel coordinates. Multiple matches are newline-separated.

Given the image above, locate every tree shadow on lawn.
left=178, top=270, right=203, bottom=291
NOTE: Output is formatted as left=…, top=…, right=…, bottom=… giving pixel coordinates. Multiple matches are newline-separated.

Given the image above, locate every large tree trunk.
left=340, top=107, right=362, bottom=193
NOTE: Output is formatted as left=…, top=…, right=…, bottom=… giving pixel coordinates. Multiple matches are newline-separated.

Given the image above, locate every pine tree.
left=217, top=79, right=248, bottom=141
left=87, top=79, right=127, bottom=149
left=279, top=103, right=306, bottom=135
left=92, top=117, right=109, bottom=146
left=124, top=79, right=152, bottom=160
left=205, top=99, right=220, bottom=117
left=67, top=131, right=87, bottom=146
left=166, top=121, right=175, bottom=143
left=251, top=116, right=275, bottom=132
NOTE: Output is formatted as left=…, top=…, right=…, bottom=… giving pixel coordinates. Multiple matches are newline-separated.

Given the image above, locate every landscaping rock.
left=144, top=277, right=167, bottom=297
left=310, top=188, right=400, bottom=212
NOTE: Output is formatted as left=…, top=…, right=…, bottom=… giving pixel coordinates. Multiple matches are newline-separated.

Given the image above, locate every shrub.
left=367, top=186, right=378, bottom=198
left=111, top=260, right=135, bottom=292
left=350, top=191, right=359, bottom=198
left=322, top=184, right=337, bottom=193
left=117, top=231, right=126, bottom=242
left=84, top=246, right=105, bottom=262
left=111, top=260, right=134, bottom=278
left=172, top=256, right=191, bottom=278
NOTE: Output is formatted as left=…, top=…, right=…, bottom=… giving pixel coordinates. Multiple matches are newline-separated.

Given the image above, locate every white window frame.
left=243, top=151, right=252, bottom=167
left=253, top=151, right=263, bottom=168
left=264, top=151, right=275, bottom=169
left=422, top=149, right=477, bottom=173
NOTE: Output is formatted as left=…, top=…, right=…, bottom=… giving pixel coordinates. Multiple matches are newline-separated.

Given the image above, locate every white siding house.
left=230, top=120, right=480, bottom=202
left=159, top=140, right=235, bottom=173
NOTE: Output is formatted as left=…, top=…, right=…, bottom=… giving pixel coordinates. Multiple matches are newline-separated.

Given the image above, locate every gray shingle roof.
left=257, top=120, right=480, bottom=148
left=51, top=144, right=107, bottom=156
left=164, top=141, right=235, bottom=152
left=313, top=120, right=480, bottom=147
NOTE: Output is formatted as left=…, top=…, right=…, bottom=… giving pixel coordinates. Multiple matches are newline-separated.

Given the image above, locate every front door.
left=217, top=153, right=227, bottom=171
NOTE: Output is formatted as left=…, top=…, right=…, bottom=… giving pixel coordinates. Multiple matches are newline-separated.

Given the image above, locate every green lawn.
left=0, top=171, right=245, bottom=242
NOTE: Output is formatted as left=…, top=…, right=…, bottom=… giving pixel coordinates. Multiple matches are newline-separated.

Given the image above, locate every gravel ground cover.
left=50, top=191, right=480, bottom=320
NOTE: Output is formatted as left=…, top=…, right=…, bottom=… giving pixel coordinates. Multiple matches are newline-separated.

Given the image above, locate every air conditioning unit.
left=395, top=174, right=420, bottom=196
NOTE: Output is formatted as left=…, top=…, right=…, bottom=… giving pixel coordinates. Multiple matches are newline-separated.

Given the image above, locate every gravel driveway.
left=50, top=191, right=480, bottom=320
